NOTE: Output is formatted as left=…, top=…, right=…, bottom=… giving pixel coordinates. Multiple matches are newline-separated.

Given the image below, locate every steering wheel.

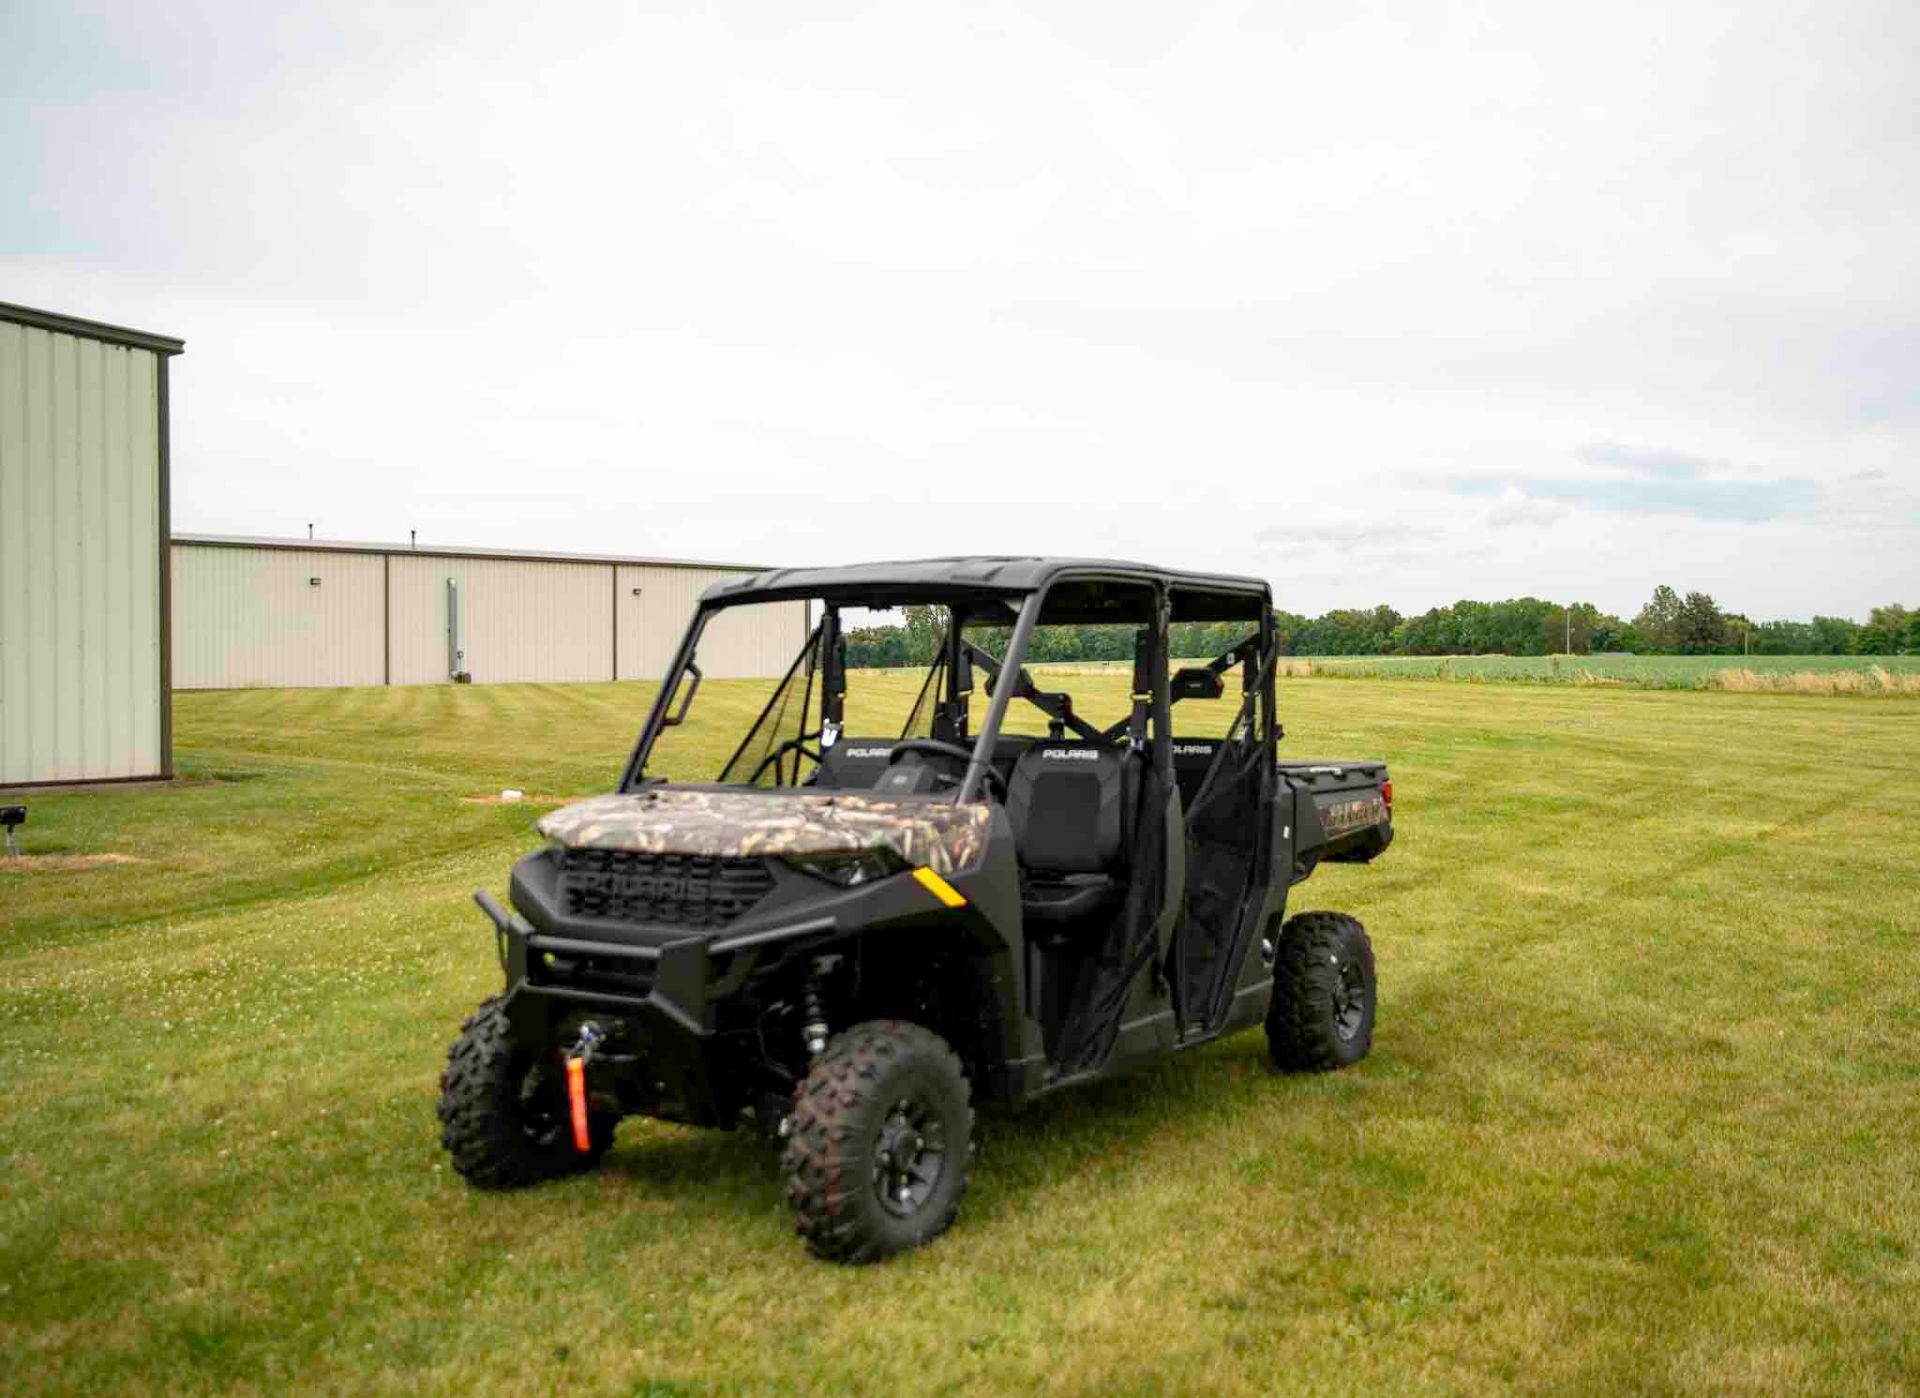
left=887, top=739, right=1006, bottom=801
left=748, top=736, right=823, bottom=784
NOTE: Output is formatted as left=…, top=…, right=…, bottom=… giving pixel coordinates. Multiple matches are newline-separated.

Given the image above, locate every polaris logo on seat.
left=1172, top=744, right=1218, bottom=757
left=1041, top=749, right=1099, bottom=761
left=842, top=747, right=892, bottom=758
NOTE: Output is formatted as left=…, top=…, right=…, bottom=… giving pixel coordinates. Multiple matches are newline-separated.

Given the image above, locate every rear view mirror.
left=953, top=644, right=974, bottom=695
left=1170, top=666, right=1225, bottom=702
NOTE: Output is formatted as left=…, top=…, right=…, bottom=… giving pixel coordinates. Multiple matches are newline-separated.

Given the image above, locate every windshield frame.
left=616, top=567, right=1271, bottom=798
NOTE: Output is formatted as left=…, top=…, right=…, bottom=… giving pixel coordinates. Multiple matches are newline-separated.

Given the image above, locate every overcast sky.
left=5, top=1, right=1915, bottom=618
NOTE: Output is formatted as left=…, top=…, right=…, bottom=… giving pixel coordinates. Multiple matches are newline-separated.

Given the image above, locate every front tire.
left=438, top=997, right=615, bottom=1188
left=782, top=1020, right=974, bottom=1264
left=1266, top=912, right=1376, bottom=1071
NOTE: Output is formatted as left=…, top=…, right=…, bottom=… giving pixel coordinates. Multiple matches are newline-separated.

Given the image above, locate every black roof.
left=701, top=556, right=1272, bottom=609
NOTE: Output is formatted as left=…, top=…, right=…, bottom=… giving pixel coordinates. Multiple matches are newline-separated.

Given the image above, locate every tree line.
left=839, top=592, right=1917, bottom=668
left=1277, top=589, right=1915, bottom=657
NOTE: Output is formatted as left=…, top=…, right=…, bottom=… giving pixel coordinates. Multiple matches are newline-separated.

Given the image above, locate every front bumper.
left=481, top=841, right=1010, bottom=1126
left=478, top=892, right=741, bottom=1124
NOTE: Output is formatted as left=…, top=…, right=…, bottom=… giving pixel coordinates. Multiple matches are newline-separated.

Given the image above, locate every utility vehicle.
left=439, top=558, right=1393, bottom=1262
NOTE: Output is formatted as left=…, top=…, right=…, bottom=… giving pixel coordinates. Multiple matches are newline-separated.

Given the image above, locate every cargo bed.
left=1279, top=759, right=1393, bottom=879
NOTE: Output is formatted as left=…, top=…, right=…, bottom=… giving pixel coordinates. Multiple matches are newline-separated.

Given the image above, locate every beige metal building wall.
left=0, top=304, right=181, bottom=786
left=171, top=543, right=384, bottom=688
left=387, top=552, right=613, bottom=685
left=168, top=536, right=804, bottom=689
left=614, top=565, right=651, bottom=680
left=624, top=565, right=810, bottom=680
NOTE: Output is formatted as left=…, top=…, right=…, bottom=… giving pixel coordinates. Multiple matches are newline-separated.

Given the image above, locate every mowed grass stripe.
left=2, top=677, right=1917, bottom=1396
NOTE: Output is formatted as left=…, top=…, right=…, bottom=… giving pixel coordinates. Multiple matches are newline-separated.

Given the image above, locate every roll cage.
left=616, top=559, right=1276, bottom=798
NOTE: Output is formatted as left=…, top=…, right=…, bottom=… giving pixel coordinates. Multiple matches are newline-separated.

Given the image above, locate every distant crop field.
left=1283, top=653, right=1920, bottom=690
left=1014, top=653, right=1920, bottom=694
left=5, top=676, right=1920, bottom=1396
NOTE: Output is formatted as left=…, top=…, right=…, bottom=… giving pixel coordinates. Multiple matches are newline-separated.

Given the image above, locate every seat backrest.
left=1169, top=738, right=1221, bottom=809
left=1005, top=741, right=1130, bottom=875
left=987, top=734, right=1036, bottom=785
left=813, top=740, right=899, bottom=790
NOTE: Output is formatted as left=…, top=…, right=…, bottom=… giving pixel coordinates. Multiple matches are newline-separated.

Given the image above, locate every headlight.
left=782, top=847, right=910, bottom=887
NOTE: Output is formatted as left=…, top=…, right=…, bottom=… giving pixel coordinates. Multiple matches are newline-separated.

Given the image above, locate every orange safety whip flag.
left=565, top=1056, right=592, bottom=1153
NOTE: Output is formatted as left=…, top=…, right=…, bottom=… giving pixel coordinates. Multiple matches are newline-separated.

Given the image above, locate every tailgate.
left=1277, top=760, right=1393, bottom=875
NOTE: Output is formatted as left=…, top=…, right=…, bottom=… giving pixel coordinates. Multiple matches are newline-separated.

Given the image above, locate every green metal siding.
left=0, top=319, right=166, bottom=784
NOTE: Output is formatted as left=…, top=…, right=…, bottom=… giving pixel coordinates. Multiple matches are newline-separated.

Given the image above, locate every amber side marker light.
left=912, top=867, right=968, bottom=909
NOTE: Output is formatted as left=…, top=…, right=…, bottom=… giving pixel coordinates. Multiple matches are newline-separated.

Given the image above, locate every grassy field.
left=1013, top=654, right=1920, bottom=694
left=1279, top=653, right=1920, bottom=692
left=5, top=676, right=1920, bottom=1396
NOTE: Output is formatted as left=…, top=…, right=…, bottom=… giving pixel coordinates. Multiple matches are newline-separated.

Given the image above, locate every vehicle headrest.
left=815, top=740, right=898, bottom=790
left=1169, top=739, right=1223, bottom=764
left=1005, top=741, right=1131, bottom=872
left=1010, top=739, right=1127, bottom=780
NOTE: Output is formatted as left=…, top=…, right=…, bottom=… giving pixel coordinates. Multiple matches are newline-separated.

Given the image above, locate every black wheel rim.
left=1330, top=957, right=1368, bottom=1042
left=872, top=1092, right=947, bottom=1217
left=517, top=1060, right=568, bottom=1149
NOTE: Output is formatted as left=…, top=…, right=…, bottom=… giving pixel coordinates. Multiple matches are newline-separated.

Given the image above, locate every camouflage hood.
left=536, top=789, right=992, bottom=876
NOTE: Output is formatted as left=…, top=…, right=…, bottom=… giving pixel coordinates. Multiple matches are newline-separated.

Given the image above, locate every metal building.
left=170, top=535, right=805, bottom=689
left=0, top=302, right=183, bottom=787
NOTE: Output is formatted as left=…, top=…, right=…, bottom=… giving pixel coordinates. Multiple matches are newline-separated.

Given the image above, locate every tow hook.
left=563, top=1022, right=608, bottom=1154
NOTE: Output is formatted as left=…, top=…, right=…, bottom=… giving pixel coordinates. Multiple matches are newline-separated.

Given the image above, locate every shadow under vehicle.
left=438, top=558, right=1394, bottom=1262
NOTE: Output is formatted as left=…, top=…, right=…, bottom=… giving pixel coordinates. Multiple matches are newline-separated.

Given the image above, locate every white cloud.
left=5, top=0, right=1916, bottom=617
left=1486, top=489, right=1567, bottom=531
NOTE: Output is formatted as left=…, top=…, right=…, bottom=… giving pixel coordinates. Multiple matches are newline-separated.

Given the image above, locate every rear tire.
left=782, top=1020, right=974, bottom=1264
left=438, top=997, right=615, bottom=1188
left=1265, top=912, right=1376, bottom=1071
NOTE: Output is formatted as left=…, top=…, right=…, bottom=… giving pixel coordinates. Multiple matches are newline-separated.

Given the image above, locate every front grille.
left=557, top=849, right=775, bottom=928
